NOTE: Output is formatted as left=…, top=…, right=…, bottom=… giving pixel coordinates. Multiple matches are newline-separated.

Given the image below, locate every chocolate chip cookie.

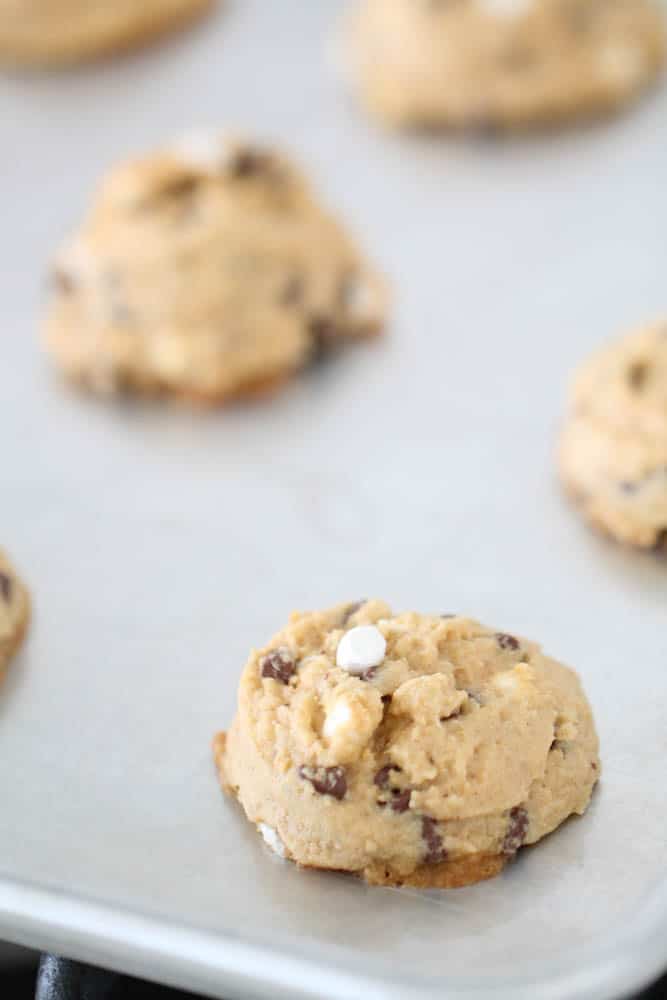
left=560, top=320, right=667, bottom=551
left=348, top=0, right=665, bottom=130
left=214, top=601, right=599, bottom=888
left=0, top=0, right=214, bottom=66
left=0, top=550, right=30, bottom=681
left=44, top=133, right=387, bottom=404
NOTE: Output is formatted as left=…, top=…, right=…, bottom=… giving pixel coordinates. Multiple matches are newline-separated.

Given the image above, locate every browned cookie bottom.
left=361, top=853, right=507, bottom=889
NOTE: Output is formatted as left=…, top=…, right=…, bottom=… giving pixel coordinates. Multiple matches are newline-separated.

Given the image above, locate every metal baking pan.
left=1, top=2, right=666, bottom=997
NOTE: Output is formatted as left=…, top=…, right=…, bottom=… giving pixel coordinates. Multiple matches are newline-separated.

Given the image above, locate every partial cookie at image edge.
left=0, top=0, right=215, bottom=67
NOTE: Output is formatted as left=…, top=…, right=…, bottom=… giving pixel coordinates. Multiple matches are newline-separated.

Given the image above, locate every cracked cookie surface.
left=44, top=133, right=387, bottom=404
left=348, top=0, right=665, bottom=130
left=0, top=550, right=30, bottom=682
left=0, top=0, right=214, bottom=66
left=560, top=319, right=667, bottom=551
left=214, top=601, right=599, bottom=888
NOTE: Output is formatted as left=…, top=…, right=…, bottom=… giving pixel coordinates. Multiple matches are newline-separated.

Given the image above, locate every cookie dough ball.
left=559, top=320, right=667, bottom=551
left=0, top=0, right=214, bottom=67
left=214, top=601, right=599, bottom=889
left=348, top=0, right=665, bottom=130
left=0, top=550, right=30, bottom=681
left=44, top=134, right=387, bottom=404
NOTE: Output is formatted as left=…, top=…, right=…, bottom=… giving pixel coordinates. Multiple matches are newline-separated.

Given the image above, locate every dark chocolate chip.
left=53, top=268, right=76, bottom=295
left=653, top=529, right=667, bottom=553
left=0, top=572, right=12, bottom=602
left=341, top=600, right=365, bottom=626
left=227, top=148, right=272, bottom=179
left=279, top=275, right=304, bottom=306
left=496, top=633, right=520, bottom=651
left=390, top=789, right=412, bottom=814
left=381, top=694, right=393, bottom=705
left=308, top=316, right=341, bottom=360
left=299, top=765, right=347, bottom=800
left=628, top=361, right=649, bottom=390
left=502, top=806, right=529, bottom=856
left=550, top=739, right=568, bottom=754
left=421, top=816, right=447, bottom=864
left=374, top=764, right=401, bottom=788
left=260, top=648, right=296, bottom=685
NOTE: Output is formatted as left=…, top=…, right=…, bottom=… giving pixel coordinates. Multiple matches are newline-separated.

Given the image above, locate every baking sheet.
left=1, top=2, right=667, bottom=998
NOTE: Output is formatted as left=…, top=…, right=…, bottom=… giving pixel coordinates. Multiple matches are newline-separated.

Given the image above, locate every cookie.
left=0, top=0, right=214, bottom=67
left=44, top=134, right=387, bottom=404
left=0, top=550, right=30, bottom=681
left=348, top=0, right=665, bottom=130
left=559, top=319, right=667, bottom=551
left=214, top=601, right=599, bottom=889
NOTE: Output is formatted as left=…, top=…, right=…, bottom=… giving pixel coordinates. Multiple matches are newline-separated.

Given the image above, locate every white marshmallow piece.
left=336, top=625, right=386, bottom=675
left=323, top=698, right=353, bottom=741
left=478, top=0, right=533, bottom=17
left=258, top=823, right=287, bottom=858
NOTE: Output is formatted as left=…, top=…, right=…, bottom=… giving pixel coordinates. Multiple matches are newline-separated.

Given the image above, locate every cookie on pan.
left=0, top=550, right=30, bottom=681
left=559, top=320, right=667, bottom=552
left=0, top=0, right=214, bottom=67
left=44, top=133, right=387, bottom=405
left=214, top=601, right=599, bottom=889
left=347, top=0, right=665, bottom=131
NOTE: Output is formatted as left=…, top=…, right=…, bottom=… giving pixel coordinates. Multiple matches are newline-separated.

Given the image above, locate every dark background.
left=2, top=957, right=667, bottom=1000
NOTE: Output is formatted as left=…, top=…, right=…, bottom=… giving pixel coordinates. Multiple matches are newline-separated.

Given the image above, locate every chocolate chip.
left=260, top=647, right=296, bottom=685
left=550, top=739, right=568, bottom=754
left=421, top=816, right=447, bottom=864
left=439, top=708, right=462, bottom=722
left=227, top=148, right=272, bottom=179
left=279, top=275, right=304, bottom=306
left=390, top=789, right=412, bottom=814
left=0, top=572, right=12, bottom=602
left=308, top=316, right=341, bottom=360
left=628, top=361, right=649, bottom=390
left=496, top=633, right=520, bottom=651
left=653, top=529, right=667, bottom=553
left=374, top=764, right=401, bottom=788
left=381, top=694, right=392, bottom=705
left=53, top=268, right=76, bottom=295
left=591, top=761, right=598, bottom=771
left=299, top=765, right=347, bottom=800
left=341, top=600, right=365, bottom=626
left=502, top=806, right=529, bottom=856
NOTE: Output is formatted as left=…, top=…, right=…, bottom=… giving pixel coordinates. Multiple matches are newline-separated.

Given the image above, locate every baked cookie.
left=348, top=0, right=666, bottom=130
left=0, top=550, right=30, bottom=681
left=559, top=320, right=667, bottom=551
left=214, top=601, right=599, bottom=889
left=0, top=0, right=214, bottom=67
left=44, top=134, right=387, bottom=404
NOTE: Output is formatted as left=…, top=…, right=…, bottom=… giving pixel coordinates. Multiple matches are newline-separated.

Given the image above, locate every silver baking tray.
left=1, top=2, right=666, bottom=998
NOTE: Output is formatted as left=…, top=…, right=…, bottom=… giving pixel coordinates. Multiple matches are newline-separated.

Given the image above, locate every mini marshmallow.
left=478, top=0, right=533, bottom=16
left=323, top=698, right=352, bottom=741
left=258, top=823, right=287, bottom=858
left=336, top=625, right=386, bottom=674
